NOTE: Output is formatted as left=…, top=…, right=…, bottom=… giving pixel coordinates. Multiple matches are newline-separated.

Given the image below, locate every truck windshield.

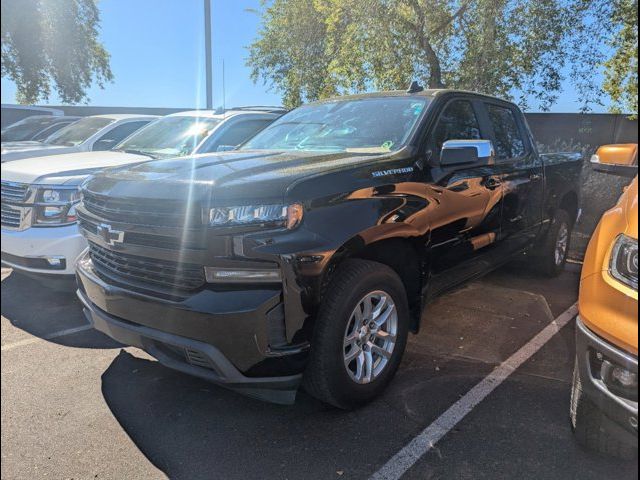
left=241, top=97, right=429, bottom=153
left=115, top=116, right=221, bottom=158
left=46, top=117, right=114, bottom=146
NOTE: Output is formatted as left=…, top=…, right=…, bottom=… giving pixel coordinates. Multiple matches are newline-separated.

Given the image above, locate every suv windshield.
left=46, top=117, right=113, bottom=146
left=1, top=116, right=62, bottom=142
left=241, top=96, right=429, bottom=153
left=115, top=116, right=221, bottom=158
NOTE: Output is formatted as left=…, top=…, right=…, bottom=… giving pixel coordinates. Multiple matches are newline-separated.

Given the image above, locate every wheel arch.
left=320, top=234, right=426, bottom=333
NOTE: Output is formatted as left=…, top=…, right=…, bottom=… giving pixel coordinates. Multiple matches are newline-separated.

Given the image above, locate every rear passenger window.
left=429, top=100, right=482, bottom=158
left=486, top=105, right=526, bottom=159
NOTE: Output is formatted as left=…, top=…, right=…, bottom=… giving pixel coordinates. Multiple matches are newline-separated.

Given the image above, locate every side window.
left=428, top=100, right=482, bottom=158
left=92, top=121, right=150, bottom=151
left=200, top=119, right=274, bottom=153
left=486, top=104, right=526, bottom=160
left=32, top=122, right=72, bottom=141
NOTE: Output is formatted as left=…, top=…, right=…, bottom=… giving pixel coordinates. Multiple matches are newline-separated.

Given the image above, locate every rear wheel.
left=570, top=361, right=638, bottom=460
left=303, top=259, right=410, bottom=409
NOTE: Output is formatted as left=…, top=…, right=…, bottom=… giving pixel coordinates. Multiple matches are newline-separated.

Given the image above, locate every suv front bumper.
left=1, top=223, right=86, bottom=276
left=576, top=316, right=638, bottom=435
left=76, top=252, right=305, bottom=404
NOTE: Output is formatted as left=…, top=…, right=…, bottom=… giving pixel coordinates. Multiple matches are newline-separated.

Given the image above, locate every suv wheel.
left=303, top=259, right=409, bottom=409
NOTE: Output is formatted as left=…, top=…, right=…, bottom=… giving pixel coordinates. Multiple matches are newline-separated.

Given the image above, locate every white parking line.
left=1, top=324, right=92, bottom=352
left=370, top=303, right=578, bottom=480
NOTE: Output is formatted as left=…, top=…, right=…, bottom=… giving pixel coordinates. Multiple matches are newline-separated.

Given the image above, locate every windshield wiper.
left=119, top=148, right=156, bottom=159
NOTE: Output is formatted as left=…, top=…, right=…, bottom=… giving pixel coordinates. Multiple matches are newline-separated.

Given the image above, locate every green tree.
left=248, top=0, right=637, bottom=113
left=1, top=0, right=113, bottom=104
left=603, top=0, right=638, bottom=115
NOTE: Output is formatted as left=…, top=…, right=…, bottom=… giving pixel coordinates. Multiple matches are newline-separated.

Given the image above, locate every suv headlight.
left=34, top=186, right=82, bottom=225
left=609, top=234, right=638, bottom=290
left=209, top=203, right=303, bottom=229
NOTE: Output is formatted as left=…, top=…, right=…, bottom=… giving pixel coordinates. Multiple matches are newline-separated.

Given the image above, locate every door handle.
left=483, top=178, right=502, bottom=190
left=529, top=173, right=542, bottom=181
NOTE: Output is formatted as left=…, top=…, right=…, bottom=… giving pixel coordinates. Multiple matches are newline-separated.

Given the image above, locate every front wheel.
left=303, top=259, right=410, bottom=409
left=570, top=361, right=638, bottom=460
left=538, top=209, right=572, bottom=277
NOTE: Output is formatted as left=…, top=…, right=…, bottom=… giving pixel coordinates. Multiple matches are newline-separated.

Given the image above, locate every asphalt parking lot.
left=1, top=264, right=638, bottom=480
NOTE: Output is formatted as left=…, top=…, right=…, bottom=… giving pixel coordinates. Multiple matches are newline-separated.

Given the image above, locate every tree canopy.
left=248, top=0, right=638, bottom=114
left=1, top=0, right=113, bottom=104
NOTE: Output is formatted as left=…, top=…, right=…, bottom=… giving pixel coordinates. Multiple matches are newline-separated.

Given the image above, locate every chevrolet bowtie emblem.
left=96, top=223, right=125, bottom=246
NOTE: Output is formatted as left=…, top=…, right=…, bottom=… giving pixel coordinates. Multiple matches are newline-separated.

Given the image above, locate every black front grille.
left=78, top=214, right=204, bottom=250
left=88, top=242, right=205, bottom=291
left=1, top=181, right=29, bottom=203
left=1, top=204, right=22, bottom=228
left=82, top=192, right=202, bottom=227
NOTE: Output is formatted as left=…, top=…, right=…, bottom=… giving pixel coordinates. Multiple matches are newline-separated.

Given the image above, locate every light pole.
left=204, top=0, right=213, bottom=109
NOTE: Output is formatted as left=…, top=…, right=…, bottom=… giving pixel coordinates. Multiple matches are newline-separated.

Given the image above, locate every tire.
left=538, top=209, right=572, bottom=277
left=570, top=361, right=638, bottom=460
left=303, top=259, right=410, bottom=409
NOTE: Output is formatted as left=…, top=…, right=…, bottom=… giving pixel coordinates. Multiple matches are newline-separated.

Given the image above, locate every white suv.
left=1, top=114, right=157, bottom=162
left=0, top=108, right=283, bottom=278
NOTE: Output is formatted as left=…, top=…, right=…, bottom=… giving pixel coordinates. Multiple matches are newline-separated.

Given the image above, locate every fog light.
left=204, top=267, right=282, bottom=283
left=46, top=256, right=64, bottom=266
left=612, top=367, right=638, bottom=388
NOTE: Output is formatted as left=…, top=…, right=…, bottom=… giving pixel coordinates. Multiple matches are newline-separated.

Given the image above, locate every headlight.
left=208, top=203, right=303, bottom=229
left=34, top=186, right=81, bottom=225
left=609, top=234, right=638, bottom=290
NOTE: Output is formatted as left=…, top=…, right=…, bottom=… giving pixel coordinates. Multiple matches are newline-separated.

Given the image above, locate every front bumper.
left=576, top=316, right=638, bottom=435
left=1, top=223, right=86, bottom=276
left=76, top=253, right=306, bottom=404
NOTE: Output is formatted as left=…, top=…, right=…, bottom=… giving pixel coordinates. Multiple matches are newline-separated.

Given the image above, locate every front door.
left=422, top=97, right=506, bottom=297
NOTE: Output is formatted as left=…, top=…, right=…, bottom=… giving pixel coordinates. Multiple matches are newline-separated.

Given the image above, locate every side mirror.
left=440, top=140, right=495, bottom=167
left=591, top=144, right=638, bottom=178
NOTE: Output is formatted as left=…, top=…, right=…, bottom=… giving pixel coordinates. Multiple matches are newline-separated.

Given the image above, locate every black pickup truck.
left=75, top=89, right=582, bottom=407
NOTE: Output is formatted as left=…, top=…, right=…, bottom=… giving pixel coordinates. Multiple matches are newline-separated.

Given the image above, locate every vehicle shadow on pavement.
left=100, top=348, right=491, bottom=480
left=99, top=278, right=584, bottom=480
left=1, top=270, right=121, bottom=349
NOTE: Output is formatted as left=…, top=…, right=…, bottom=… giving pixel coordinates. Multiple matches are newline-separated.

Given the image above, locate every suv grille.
left=83, top=192, right=202, bottom=227
left=89, top=242, right=205, bottom=291
left=1, top=181, right=29, bottom=203
left=1, top=204, right=22, bottom=228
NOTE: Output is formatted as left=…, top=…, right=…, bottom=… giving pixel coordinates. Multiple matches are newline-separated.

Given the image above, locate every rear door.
left=423, top=96, right=506, bottom=296
left=482, top=102, right=544, bottom=253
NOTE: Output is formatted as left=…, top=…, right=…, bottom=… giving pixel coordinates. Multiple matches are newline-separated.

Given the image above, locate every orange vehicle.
left=571, top=144, right=638, bottom=458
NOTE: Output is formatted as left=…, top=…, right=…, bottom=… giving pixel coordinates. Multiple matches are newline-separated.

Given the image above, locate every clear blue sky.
left=0, top=0, right=609, bottom=113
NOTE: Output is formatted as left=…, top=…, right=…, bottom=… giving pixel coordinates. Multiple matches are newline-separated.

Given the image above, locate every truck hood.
left=84, top=149, right=399, bottom=203
left=1, top=151, right=150, bottom=185
left=1, top=144, right=79, bottom=162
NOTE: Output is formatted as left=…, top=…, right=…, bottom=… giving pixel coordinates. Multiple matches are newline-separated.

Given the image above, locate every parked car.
left=74, top=89, right=582, bottom=407
left=1, top=115, right=80, bottom=143
left=0, top=108, right=283, bottom=279
left=1, top=104, right=64, bottom=128
left=0, top=114, right=157, bottom=162
left=571, top=143, right=638, bottom=459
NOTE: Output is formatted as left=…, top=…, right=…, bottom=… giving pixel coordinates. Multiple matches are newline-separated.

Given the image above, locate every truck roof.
left=311, top=88, right=519, bottom=107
